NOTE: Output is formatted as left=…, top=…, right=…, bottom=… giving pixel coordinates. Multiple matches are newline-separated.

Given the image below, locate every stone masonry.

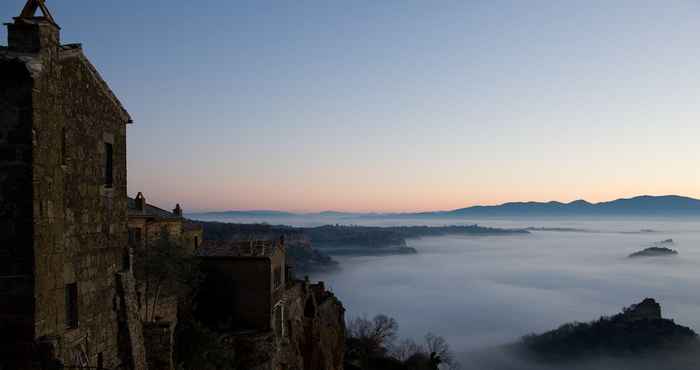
left=0, top=1, right=139, bottom=368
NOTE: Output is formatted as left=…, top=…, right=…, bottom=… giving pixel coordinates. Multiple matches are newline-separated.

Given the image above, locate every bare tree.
left=347, top=314, right=399, bottom=351
left=346, top=314, right=399, bottom=367
left=391, top=338, right=425, bottom=362
left=425, top=333, right=460, bottom=370
left=134, top=228, right=201, bottom=322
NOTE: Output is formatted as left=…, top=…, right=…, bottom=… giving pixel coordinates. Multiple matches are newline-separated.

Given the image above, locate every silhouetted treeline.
left=345, top=314, right=460, bottom=370
left=519, top=304, right=698, bottom=361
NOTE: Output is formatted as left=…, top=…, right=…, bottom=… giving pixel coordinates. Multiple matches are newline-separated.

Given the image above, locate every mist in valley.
left=306, top=217, right=700, bottom=369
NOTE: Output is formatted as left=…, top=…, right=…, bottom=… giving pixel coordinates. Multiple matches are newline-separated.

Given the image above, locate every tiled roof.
left=127, top=197, right=180, bottom=220
left=196, top=240, right=281, bottom=258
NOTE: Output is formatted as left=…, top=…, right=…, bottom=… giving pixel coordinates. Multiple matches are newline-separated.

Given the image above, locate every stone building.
left=126, top=193, right=203, bottom=369
left=127, top=192, right=203, bottom=261
left=0, top=1, right=144, bottom=369
left=195, top=239, right=346, bottom=370
left=126, top=192, right=203, bottom=324
left=195, top=239, right=287, bottom=332
left=0, top=3, right=346, bottom=370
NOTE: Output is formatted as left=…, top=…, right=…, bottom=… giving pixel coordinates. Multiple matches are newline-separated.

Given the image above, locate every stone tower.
left=0, top=1, right=136, bottom=368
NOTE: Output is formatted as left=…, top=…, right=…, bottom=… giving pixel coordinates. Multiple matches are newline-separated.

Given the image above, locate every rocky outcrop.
left=520, top=298, right=698, bottom=360
left=220, top=279, right=345, bottom=370
left=629, top=247, right=678, bottom=258
left=622, top=298, right=662, bottom=321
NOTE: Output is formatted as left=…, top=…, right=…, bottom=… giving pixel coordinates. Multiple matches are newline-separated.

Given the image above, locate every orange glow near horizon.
left=131, top=183, right=700, bottom=214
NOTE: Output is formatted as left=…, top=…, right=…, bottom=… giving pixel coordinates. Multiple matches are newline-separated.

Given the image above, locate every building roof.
left=196, top=240, right=282, bottom=259
left=127, top=197, right=181, bottom=220
left=1, top=6, right=133, bottom=125
left=0, top=44, right=133, bottom=124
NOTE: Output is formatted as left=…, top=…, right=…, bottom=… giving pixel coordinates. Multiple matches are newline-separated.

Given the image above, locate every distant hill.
left=517, top=298, right=698, bottom=361
left=193, top=210, right=299, bottom=218
left=191, top=195, right=700, bottom=219
left=419, top=195, right=700, bottom=217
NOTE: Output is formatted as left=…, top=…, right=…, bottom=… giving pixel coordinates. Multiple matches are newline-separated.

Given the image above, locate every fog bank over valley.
left=306, top=217, right=700, bottom=369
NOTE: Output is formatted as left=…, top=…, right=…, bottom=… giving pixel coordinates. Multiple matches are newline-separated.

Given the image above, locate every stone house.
left=195, top=239, right=287, bottom=332
left=126, top=192, right=204, bottom=369
left=195, top=239, right=346, bottom=370
left=0, top=1, right=144, bottom=369
left=127, top=192, right=203, bottom=262
left=126, top=192, right=203, bottom=323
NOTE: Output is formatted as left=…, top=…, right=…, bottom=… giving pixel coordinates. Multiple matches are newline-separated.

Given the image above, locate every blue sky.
left=2, top=1, right=700, bottom=212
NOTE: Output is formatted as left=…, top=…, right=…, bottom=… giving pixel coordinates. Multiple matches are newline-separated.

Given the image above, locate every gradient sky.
left=2, top=1, right=700, bottom=212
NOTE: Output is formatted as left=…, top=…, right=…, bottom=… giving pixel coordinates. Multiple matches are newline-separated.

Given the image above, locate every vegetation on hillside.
left=345, top=314, right=460, bottom=370
left=519, top=302, right=698, bottom=362
left=195, top=220, right=529, bottom=267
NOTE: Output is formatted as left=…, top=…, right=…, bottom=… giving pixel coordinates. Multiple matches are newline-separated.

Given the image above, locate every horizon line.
left=184, top=194, right=697, bottom=215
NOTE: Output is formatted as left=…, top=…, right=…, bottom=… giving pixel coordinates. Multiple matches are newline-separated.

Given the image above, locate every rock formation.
left=629, top=247, right=678, bottom=258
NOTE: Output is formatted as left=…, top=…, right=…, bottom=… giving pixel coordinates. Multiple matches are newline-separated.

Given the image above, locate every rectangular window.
left=65, top=283, right=78, bottom=329
left=122, top=247, right=131, bottom=272
left=128, top=228, right=142, bottom=245
left=194, top=236, right=199, bottom=249
left=104, top=143, right=113, bottom=188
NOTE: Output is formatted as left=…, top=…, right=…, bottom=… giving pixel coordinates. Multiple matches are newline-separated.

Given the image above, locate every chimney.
left=7, top=0, right=60, bottom=55
left=173, top=204, right=183, bottom=217
left=135, top=192, right=146, bottom=212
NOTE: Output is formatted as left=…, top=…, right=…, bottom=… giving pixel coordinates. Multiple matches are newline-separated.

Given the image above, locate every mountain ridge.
left=190, top=195, right=700, bottom=218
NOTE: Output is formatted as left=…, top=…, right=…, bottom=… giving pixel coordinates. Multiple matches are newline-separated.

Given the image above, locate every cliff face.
left=221, top=280, right=346, bottom=370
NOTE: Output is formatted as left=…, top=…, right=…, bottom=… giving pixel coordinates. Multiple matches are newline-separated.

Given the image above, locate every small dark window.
left=122, top=247, right=131, bottom=272
left=194, top=236, right=199, bottom=249
left=97, top=352, right=104, bottom=369
left=104, top=143, right=113, bottom=188
left=65, top=283, right=78, bottom=328
left=128, top=228, right=142, bottom=245
left=304, top=298, right=315, bottom=318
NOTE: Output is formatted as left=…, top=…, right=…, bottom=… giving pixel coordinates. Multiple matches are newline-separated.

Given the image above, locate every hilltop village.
left=0, top=2, right=345, bottom=369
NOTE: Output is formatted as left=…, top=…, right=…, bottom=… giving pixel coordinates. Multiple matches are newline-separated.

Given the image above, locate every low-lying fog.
left=306, top=217, right=700, bottom=369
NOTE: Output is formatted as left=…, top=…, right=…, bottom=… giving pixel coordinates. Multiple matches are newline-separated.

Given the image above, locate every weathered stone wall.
left=129, top=217, right=183, bottom=248
left=32, top=45, right=130, bottom=369
left=197, top=257, right=272, bottom=331
left=143, top=322, right=175, bottom=370
left=182, top=227, right=203, bottom=254
left=144, top=219, right=182, bottom=246
left=0, top=18, right=131, bottom=368
left=115, top=272, right=147, bottom=370
left=214, top=279, right=346, bottom=370
left=0, top=55, right=37, bottom=370
left=315, top=294, right=346, bottom=370
left=139, top=295, right=178, bottom=325
left=270, top=247, right=286, bottom=305
left=130, top=217, right=184, bottom=324
left=281, top=280, right=345, bottom=370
